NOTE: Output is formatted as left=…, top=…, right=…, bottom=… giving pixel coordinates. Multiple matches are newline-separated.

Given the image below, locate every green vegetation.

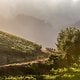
left=0, top=31, right=48, bottom=65
left=0, top=31, right=41, bottom=53
left=0, top=27, right=80, bottom=80
left=0, top=64, right=80, bottom=80
left=56, top=27, right=80, bottom=65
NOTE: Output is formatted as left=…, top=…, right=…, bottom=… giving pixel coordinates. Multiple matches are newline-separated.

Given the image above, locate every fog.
left=0, top=0, right=80, bottom=48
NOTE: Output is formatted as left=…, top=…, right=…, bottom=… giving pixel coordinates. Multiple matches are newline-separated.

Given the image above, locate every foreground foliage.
left=0, top=64, right=80, bottom=80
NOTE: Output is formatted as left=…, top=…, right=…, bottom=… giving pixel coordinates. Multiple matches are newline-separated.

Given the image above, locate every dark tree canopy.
left=56, top=27, right=80, bottom=64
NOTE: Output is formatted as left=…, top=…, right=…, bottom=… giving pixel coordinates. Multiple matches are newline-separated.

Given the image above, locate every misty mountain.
left=0, top=0, right=80, bottom=48
left=0, top=14, right=56, bottom=48
left=71, top=20, right=80, bottom=27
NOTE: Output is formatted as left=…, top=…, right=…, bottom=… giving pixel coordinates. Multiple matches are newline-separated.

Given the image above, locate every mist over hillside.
left=0, top=14, right=56, bottom=48
left=0, top=0, right=80, bottom=48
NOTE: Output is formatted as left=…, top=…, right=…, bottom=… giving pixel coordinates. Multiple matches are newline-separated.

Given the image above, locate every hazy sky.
left=0, top=0, right=80, bottom=48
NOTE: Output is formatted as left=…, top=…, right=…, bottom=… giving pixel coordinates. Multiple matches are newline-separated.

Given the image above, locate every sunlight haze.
left=0, top=0, right=80, bottom=48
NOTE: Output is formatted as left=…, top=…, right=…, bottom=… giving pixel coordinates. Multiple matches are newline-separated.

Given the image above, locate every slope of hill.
left=0, top=31, right=48, bottom=65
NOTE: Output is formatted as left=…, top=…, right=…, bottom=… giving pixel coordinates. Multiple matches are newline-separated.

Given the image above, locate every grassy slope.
left=0, top=31, right=48, bottom=65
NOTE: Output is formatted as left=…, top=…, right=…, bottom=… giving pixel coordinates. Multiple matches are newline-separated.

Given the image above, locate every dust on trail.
left=0, top=58, right=49, bottom=67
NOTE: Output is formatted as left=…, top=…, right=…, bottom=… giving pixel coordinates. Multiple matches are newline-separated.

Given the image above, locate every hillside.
left=0, top=31, right=48, bottom=65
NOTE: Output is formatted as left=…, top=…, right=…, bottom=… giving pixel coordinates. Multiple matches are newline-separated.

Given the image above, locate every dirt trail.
left=0, top=58, right=49, bottom=67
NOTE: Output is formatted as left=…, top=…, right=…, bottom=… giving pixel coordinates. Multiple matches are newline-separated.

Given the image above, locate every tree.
left=49, top=54, right=60, bottom=69
left=56, top=27, right=80, bottom=65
